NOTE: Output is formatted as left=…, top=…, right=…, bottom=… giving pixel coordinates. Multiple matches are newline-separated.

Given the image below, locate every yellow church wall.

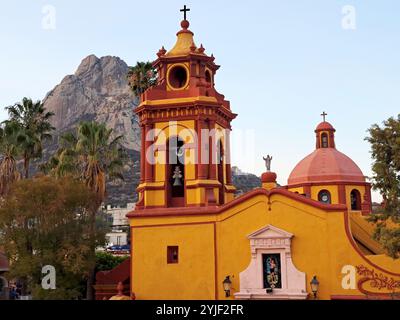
left=349, top=212, right=383, bottom=254
left=130, top=193, right=334, bottom=300
left=186, top=188, right=203, bottom=205
left=130, top=190, right=400, bottom=300
left=364, top=254, right=400, bottom=274
left=144, top=189, right=165, bottom=207
left=323, top=212, right=400, bottom=297
left=131, top=223, right=216, bottom=300
left=287, top=187, right=304, bottom=195
left=311, top=185, right=339, bottom=204
left=214, top=194, right=331, bottom=299
left=154, top=150, right=166, bottom=182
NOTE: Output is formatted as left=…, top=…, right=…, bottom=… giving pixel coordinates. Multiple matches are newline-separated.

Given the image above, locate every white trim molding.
left=235, top=225, right=308, bottom=300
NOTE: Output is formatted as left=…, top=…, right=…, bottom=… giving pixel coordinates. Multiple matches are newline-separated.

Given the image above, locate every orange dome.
left=315, top=121, right=335, bottom=131
left=288, top=148, right=365, bottom=185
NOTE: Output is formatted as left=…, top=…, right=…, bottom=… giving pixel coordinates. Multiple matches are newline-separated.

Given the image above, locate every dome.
left=315, top=121, right=335, bottom=131
left=166, top=20, right=203, bottom=57
left=288, top=148, right=365, bottom=185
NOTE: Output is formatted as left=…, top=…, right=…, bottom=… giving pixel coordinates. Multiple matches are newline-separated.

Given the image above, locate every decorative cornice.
left=127, top=187, right=347, bottom=218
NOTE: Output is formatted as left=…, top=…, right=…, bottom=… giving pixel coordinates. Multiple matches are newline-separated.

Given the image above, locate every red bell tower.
left=135, top=8, right=237, bottom=210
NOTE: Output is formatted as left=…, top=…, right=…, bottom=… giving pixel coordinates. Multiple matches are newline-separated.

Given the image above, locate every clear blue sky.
left=1, top=1, right=400, bottom=201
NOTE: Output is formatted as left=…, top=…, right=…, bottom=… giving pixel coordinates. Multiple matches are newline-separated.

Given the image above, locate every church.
left=127, top=9, right=400, bottom=300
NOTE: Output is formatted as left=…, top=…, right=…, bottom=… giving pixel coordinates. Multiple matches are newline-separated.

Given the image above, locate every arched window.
left=318, top=190, right=331, bottom=204
left=321, top=133, right=329, bottom=148
left=167, top=137, right=185, bottom=203
left=350, top=189, right=361, bottom=210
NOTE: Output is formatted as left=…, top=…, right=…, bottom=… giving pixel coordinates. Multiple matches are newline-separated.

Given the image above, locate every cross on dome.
left=180, top=5, right=190, bottom=20
left=321, top=111, right=328, bottom=122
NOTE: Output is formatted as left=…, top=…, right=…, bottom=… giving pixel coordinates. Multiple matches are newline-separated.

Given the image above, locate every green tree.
left=44, top=121, right=126, bottom=299
left=95, top=251, right=129, bottom=273
left=366, top=114, right=400, bottom=258
left=0, top=122, right=24, bottom=195
left=4, top=97, right=54, bottom=178
left=127, top=61, right=157, bottom=98
left=0, top=175, right=106, bottom=299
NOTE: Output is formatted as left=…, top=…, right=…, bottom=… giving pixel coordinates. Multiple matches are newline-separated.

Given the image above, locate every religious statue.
left=266, top=257, right=280, bottom=289
left=263, top=155, right=273, bottom=172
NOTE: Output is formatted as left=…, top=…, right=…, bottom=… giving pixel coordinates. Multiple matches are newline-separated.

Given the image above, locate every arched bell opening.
left=321, top=133, right=329, bottom=148
left=167, top=136, right=185, bottom=207
left=350, top=189, right=362, bottom=211
left=217, top=140, right=225, bottom=205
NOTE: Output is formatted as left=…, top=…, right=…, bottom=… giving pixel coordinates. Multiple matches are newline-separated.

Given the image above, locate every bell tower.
left=135, top=8, right=237, bottom=210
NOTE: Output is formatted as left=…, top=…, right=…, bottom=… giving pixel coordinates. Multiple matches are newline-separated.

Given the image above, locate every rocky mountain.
left=40, top=55, right=141, bottom=206
left=43, top=54, right=141, bottom=151
left=40, top=55, right=260, bottom=206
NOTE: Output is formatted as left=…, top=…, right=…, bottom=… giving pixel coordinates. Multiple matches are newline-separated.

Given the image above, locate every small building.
left=104, top=203, right=134, bottom=248
left=105, top=203, right=135, bottom=226
left=106, top=231, right=128, bottom=247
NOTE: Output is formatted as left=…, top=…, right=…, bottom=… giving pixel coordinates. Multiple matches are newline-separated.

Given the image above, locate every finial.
left=181, top=19, right=190, bottom=30
left=263, top=155, right=273, bottom=172
left=190, top=41, right=196, bottom=52
left=157, top=46, right=167, bottom=57
left=198, top=44, right=205, bottom=54
left=321, top=111, right=328, bottom=122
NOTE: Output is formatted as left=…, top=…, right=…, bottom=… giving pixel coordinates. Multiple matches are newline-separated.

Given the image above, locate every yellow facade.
left=128, top=14, right=400, bottom=301
left=130, top=189, right=400, bottom=300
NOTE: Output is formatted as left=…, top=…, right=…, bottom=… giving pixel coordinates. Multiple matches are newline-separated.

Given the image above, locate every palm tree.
left=46, top=121, right=126, bottom=299
left=127, top=61, right=157, bottom=99
left=0, top=122, right=24, bottom=195
left=4, top=97, right=55, bottom=178
left=49, top=122, right=125, bottom=204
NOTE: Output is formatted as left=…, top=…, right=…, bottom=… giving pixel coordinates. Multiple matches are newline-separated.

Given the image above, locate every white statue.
left=263, top=155, right=273, bottom=172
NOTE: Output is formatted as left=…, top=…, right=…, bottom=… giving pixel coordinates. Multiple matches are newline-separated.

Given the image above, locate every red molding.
left=330, top=295, right=367, bottom=300
left=287, top=181, right=371, bottom=188
left=343, top=211, right=400, bottom=277
left=127, top=188, right=347, bottom=218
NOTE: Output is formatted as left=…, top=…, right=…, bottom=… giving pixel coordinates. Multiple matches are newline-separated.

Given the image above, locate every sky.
left=1, top=1, right=400, bottom=202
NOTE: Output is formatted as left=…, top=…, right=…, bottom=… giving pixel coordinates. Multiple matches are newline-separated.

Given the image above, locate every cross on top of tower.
left=321, top=111, right=328, bottom=122
left=180, top=5, right=190, bottom=20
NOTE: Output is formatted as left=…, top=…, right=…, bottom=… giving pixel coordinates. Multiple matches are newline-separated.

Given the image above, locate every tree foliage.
left=0, top=175, right=107, bottom=299
left=42, top=121, right=126, bottom=299
left=366, top=114, right=400, bottom=258
left=95, top=251, right=129, bottom=273
left=44, top=121, right=126, bottom=207
left=0, top=122, right=24, bottom=195
left=4, top=97, right=54, bottom=179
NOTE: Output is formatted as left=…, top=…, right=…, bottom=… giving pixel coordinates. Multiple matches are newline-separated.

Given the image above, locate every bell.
left=173, top=176, right=182, bottom=187
left=172, top=166, right=183, bottom=187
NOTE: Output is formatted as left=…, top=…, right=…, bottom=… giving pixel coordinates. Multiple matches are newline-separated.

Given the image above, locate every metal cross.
left=321, top=111, right=328, bottom=122
left=180, top=5, right=190, bottom=20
